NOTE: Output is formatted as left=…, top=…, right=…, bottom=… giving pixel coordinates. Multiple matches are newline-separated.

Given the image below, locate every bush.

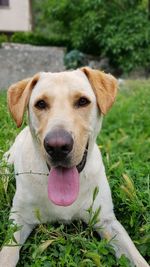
left=64, top=50, right=85, bottom=69
left=11, top=32, right=68, bottom=47
left=101, top=10, right=150, bottom=73
left=32, top=0, right=150, bottom=73
left=5, top=1, right=149, bottom=73
left=40, top=0, right=107, bottom=55
left=0, top=34, right=8, bottom=47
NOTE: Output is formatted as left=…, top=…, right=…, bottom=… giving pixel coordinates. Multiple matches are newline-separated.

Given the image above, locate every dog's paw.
left=0, top=246, right=19, bottom=267
left=133, top=257, right=150, bottom=267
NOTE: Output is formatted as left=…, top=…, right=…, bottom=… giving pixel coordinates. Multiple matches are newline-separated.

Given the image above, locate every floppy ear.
left=7, top=74, right=39, bottom=127
left=81, top=67, right=118, bottom=114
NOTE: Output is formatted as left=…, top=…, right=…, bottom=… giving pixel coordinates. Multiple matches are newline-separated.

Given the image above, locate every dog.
left=0, top=67, right=149, bottom=267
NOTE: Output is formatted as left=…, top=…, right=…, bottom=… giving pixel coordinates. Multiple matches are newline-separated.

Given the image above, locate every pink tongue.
left=48, top=166, right=79, bottom=206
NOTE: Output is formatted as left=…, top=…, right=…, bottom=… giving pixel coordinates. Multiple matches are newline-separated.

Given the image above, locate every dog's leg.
left=97, top=216, right=149, bottom=267
left=93, top=175, right=150, bottom=267
left=0, top=211, right=35, bottom=267
left=81, top=170, right=149, bottom=267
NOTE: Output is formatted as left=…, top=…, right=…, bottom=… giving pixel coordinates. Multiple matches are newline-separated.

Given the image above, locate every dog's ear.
left=7, top=74, right=39, bottom=127
left=81, top=67, right=118, bottom=114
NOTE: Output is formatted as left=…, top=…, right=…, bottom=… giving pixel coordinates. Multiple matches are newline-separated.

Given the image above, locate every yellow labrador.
left=0, top=68, right=149, bottom=267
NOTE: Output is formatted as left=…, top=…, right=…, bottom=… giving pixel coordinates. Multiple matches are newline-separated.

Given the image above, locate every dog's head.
left=8, top=67, right=117, bottom=206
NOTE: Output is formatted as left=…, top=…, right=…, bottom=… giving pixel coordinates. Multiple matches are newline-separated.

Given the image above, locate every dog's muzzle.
left=44, top=129, right=88, bottom=173
left=44, top=129, right=89, bottom=206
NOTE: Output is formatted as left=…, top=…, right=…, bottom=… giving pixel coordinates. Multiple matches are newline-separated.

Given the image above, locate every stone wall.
left=0, top=43, right=66, bottom=89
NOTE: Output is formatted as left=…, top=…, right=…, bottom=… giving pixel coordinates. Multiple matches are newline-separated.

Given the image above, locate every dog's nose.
left=44, top=129, right=73, bottom=160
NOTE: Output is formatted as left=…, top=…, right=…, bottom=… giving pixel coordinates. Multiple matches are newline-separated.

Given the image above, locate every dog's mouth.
left=47, top=143, right=88, bottom=207
left=76, top=143, right=88, bottom=173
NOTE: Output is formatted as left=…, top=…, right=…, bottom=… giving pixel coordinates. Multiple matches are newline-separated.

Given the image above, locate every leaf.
left=89, top=206, right=101, bottom=227
left=120, top=185, right=134, bottom=200
left=93, top=186, right=99, bottom=202
left=85, top=252, right=101, bottom=267
left=122, top=173, right=135, bottom=192
left=33, top=239, right=55, bottom=259
left=109, top=161, right=120, bottom=171
left=79, top=259, right=93, bottom=267
left=34, top=208, right=42, bottom=222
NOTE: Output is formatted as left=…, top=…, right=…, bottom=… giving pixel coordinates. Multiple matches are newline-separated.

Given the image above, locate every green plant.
left=64, top=50, right=85, bottom=69
left=11, top=32, right=68, bottom=47
left=0, top=34, right=8, bottom=47
left=101, top=10, right=150, bottom=73
left=32, top=0, right=150, bottom=73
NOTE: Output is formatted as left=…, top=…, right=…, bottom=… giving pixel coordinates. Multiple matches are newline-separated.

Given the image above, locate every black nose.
left=44, top=129, right=73, bottom=160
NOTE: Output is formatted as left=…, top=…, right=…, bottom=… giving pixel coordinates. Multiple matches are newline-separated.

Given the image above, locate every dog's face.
left=29, top=70, right=99, bottom=170
left=8, top=67, right=117, bottom=206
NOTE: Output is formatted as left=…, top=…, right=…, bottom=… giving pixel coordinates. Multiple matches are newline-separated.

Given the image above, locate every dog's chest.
left=14, top=171, right=95, bottom=225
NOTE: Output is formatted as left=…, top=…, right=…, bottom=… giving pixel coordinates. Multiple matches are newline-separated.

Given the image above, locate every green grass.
left=0, top=80, right=150, bottom=266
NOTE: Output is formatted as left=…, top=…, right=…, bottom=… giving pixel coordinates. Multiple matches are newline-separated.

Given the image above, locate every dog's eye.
left=75, top=97, right=91, bottom=108
left=35, top=100, right=47, bottom=110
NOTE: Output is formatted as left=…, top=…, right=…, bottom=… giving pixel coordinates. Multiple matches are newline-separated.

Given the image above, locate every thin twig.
left=0, top=171, right=49, bottom=176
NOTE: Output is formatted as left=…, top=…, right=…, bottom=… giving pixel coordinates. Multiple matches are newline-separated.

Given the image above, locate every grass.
left=0, top=80, right=150, bottom=266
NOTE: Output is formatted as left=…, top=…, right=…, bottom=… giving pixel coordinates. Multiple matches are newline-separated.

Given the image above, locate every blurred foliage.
left=1, top=0, right=150, bottom=73
left=101, top=9, right=150, bottom=72
left=64, top=50, right=85, bottom=69
left=0, top=34, right=8, bottom=47
left=10, top=32, right=68, bottom=47
left=31, top=0, right=150, bottom=73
